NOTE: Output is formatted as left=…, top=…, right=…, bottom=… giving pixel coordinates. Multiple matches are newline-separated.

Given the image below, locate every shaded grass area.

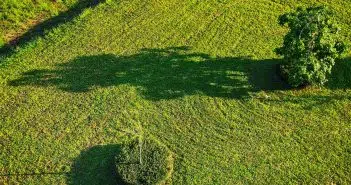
left=0, top=0, right=351, bottom=184
left=69, top=144, right=120, bottom=185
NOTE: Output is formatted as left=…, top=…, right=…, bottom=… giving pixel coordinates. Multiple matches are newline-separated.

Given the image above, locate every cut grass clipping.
left=115, top=137, right=174, bottom=185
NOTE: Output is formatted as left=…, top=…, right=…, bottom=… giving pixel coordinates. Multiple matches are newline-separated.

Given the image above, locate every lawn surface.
left=0, top=0, right=92, bottom=45
left=1, top=0, right=351, bottom=184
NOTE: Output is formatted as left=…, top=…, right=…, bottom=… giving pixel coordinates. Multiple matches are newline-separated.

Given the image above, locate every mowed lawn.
left=1, top=0, right=351, bottom=184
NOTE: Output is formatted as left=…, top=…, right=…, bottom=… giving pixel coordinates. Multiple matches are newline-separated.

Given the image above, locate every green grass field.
left=0, top=0, right=100, bottom=46
left=1, top=0, right=351, bottom=184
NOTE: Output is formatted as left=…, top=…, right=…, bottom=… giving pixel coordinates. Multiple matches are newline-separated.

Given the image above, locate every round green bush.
left=115, top=137, right=174, bottom=185
left=275, top=6, right=346, bottom=87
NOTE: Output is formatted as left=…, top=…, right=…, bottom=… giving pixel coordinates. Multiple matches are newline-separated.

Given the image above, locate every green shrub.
left=275, top=6, right=346, bottom=87
left=115, top=137, right=174, bottom=185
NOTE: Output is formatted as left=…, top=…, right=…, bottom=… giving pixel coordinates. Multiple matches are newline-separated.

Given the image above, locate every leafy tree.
left=275, top=6, right=346, bottom=87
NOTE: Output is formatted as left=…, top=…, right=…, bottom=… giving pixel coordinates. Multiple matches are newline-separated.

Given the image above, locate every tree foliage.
left=275, top=6, right=346, bottom=87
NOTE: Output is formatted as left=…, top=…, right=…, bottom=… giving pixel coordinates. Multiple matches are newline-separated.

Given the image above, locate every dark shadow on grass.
left=68, top=144, right=121, bottom=185
left=9, top=46, right=290, bottom=100
left=327, top=57, right=351, bottom=90
left=0, top=0, right=105, bottom=59
left=255, top=57, right=351, bottom=110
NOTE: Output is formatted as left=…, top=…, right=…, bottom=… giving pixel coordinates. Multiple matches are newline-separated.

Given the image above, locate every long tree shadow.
left=68, top=144, right=121, bottom=185
left=0, top=0, right=105, bottom=58
left=9, top=47, right=291, bottom=100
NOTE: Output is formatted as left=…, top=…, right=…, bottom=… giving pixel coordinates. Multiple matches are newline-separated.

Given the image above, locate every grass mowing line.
left=106, top=1, right=225, bottom=49
left=219, top=3, right=282, bottom=56
left=152, top=127, right=247, bottom=182
left=92, top=0, right=191, bottom=52
left=149, top=1, right=211, bottom=46
left=184, top=2, right=233, bottom=46
left=1, top=93, right=102, bottom=173
left=194, top=1, right=267, bottom=55
left=261, top=0, right=287, bottom=8
left=1, top=171, right=68, bottom=185
left=2, top=0, right=150, bottom=63
left=207, top=12, right=235, bottom=48
left=138, top=1, right=221, bottom=47
left=148, top=95, right=346, bottom=184
left=115, top=1, right=168, bottom=35
left=72, top=0, right=156, bottom=55
left=234, top=97, right=325, bottom=134
left=202, top=101, right=279, bottom=144
left=205, top=9, right=241, bottom=53
left=154, top=97, right=336, bottom=152
left=237, top=99, right=286, bottom=123
left=251, top=0, right=290, bottom=15
left=0, top=91, right=55, bottom=134
left=142, top=2, right=227, bottom=47
left=148, top=100, right=241, bottom=151
left=268, top=0, right=296, bottom=8
left=181, top=3, right=229, bottom=43
left=127, top=1, right=198, bottom=47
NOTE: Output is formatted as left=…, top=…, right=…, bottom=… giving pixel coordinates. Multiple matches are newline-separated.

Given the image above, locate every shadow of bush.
left=327, top=57, right=351, bottom=90
left=68, top=144, right=121, bottom=185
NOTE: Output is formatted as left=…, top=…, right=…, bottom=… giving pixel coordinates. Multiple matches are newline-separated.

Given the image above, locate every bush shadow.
left=0, top=0, right=105, bottom=58
left=68, top=144, right=121, bottom=185
left=9, top=46, right=291, bottom=100
left=327, top=57, right=351, bottom=90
